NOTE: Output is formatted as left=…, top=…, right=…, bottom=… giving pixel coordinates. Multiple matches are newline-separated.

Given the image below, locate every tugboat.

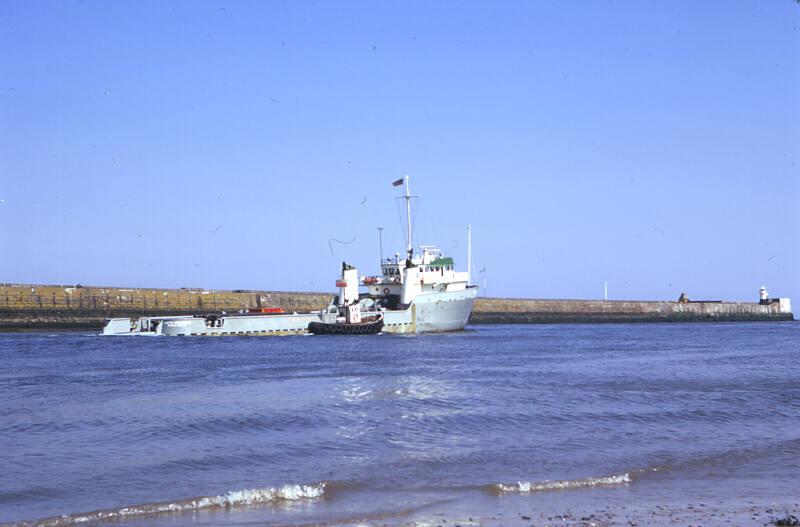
left=307, top=315, right=384, bottom=335
left=103, top=176, right=477, bottom=336
left=307, top=263, right=385, bottom=335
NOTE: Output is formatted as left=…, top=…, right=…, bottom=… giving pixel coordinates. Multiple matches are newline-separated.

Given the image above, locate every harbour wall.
left=0, top=283, right=793, bottom=330
left=471, top=297, right=793, bottom=324
left=0, top=284, right=332, bottom=330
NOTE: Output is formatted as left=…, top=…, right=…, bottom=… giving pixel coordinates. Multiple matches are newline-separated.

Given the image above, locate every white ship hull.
left=382, top=287, right=477, bottom=334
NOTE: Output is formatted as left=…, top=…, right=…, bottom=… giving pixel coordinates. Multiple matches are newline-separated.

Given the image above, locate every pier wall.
left=470, top=297, right=793, bottom=324
left=0, top=283, right=793, bottom=330
left=0, top=284, right=332, bottom=330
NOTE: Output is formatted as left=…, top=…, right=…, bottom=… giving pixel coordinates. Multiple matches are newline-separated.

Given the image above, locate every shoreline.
left=9, top=489, right=797, bottom=527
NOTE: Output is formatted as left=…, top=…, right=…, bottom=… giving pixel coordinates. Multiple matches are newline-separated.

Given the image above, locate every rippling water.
left=1, top=323, right=798, bottom=526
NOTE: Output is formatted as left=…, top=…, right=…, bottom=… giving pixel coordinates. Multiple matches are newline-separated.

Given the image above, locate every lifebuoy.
left=383, top=287, right=391, bottom=295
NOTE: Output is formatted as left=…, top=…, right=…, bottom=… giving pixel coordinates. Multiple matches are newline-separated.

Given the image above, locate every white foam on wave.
left=26, top=482, right=325, bottom=526
left=195, top=482, right=326, bottom=508
left=495, top=473, right=631, bottom=493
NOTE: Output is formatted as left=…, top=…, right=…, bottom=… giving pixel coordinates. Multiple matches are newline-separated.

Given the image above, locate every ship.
left=102, top=176, right=478, bottom=336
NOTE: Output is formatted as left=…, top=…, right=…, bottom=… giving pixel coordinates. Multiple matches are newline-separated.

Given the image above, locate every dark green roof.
left=430, top=257, right=454, bottom=266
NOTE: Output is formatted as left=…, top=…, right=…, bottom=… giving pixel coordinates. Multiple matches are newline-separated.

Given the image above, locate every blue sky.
left=1, top=1, right=798, bottom=302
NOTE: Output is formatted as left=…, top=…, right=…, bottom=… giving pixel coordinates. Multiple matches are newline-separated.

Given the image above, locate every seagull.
left=209, top=224, right=224, bottom=234
left=360, top=196, right=367, bottom=205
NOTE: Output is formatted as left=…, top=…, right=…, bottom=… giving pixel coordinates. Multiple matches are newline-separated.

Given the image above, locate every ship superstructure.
left=355, top=244, right=475, bottom=334
left=103, top=177, right=477, bottom=336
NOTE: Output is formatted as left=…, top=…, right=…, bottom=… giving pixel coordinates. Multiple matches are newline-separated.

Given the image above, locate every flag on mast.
left=392, top=178, right=404, bottom=187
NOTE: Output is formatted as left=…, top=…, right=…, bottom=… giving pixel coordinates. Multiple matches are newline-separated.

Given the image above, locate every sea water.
left=1, top=323, right=798, bottom=526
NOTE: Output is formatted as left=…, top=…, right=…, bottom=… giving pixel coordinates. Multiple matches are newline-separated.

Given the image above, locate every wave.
left=11, top=482, right=325, bottom=527
left=492, top=473, right=631, bottom=493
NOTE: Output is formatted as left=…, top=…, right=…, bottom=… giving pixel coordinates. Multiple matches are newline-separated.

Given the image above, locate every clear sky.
left=1, top=1, right=798, bottom=302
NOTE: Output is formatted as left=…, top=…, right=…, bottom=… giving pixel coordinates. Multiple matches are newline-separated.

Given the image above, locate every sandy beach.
left=395, top=500, right=800, bottom=527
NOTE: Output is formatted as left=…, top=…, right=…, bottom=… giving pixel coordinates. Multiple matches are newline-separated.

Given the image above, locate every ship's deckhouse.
left=366, top=246, right=468, bottom=299
left=419, top=256, right=455, bottom=281
left=380, top=257, right=405, bottom=284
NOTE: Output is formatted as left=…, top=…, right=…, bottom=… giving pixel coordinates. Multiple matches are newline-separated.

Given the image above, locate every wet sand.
left=395, top=500, right=800, bottom=527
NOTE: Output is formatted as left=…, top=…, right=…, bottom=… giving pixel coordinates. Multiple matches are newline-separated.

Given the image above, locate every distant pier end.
left=0, top=283, right=793, bottom=330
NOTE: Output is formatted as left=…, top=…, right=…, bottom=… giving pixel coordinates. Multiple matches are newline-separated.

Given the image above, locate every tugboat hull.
left=307, top=317, right=383, bottom=335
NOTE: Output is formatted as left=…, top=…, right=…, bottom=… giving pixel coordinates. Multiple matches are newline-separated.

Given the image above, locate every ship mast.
left=394, top=175, right=417, bottom=260
left=467, top=224, right=472, bottom=285
left=404, top=175, right=413, bottom=256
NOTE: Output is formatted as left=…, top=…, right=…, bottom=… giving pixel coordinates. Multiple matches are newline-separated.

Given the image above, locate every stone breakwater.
left=471, top=297, right=793, bottom=323
left=0, top=284, right=332, bottom=330
left=0, top=283, right=793, bottom=330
